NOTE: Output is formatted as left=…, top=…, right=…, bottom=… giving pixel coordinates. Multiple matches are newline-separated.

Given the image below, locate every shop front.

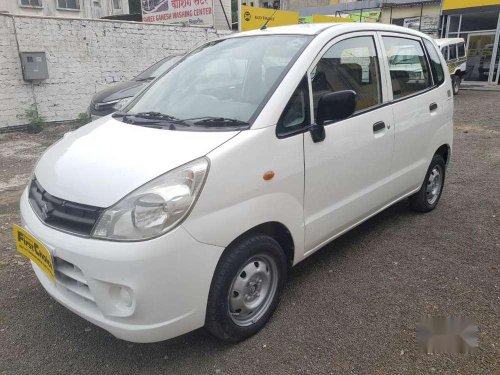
left=441, top=0, right=500, bottom=84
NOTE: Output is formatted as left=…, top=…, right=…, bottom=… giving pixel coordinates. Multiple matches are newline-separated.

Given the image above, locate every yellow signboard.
left=241, top=6, right=299, bottom=31
left=311, top=14, right=353, bottom=23
left=443, top=0, right=500, bottom=10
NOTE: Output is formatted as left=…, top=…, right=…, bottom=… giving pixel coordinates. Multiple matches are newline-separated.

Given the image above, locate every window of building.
left=57, top=0, right=80, bottom=10
left=382, top=36, right=432, bottom=99
left=448, top=15, right=460, bottom=32
left=113, top=0, right=121, bottom=9
left=460, top=11, right=498, bottom=31
left=449, top=44, right=457, bottom=59
left=277, top=77, right=310, bottom=136
left=423, top=39, right=445, bottom=86
left=310, top=36, right=381, bottom=116
left=20, top=0, right=42, bottom=7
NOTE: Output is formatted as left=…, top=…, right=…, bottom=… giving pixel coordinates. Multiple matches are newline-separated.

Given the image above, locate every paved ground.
left=0, top=91, right=499, bottom=375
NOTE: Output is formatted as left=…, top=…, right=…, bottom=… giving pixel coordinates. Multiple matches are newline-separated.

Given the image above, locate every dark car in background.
left=89, top=55, right=181, bottom=119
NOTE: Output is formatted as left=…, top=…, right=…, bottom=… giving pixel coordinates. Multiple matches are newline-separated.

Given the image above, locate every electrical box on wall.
left=20, top=52, right=49, bottom=81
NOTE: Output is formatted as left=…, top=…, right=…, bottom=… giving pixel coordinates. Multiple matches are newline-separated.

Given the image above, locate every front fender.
left=183, top=126, right=306, bottom=264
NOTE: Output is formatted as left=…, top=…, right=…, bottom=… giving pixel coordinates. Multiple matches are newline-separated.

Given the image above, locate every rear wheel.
left=452, top=74, right=461, bottom=95
left=409, top=154, right=446, bottom=213
left=205, top=234, right=287, bottom=342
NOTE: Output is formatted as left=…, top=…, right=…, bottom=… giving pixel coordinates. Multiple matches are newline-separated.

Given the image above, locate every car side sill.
left=301, top=186, right=421, bottom=260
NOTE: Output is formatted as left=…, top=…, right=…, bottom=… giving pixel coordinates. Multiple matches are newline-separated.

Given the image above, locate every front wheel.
left=205, top=234, right=287, bottom=342
left=409, top=154, right=446, bottom=213
left=452, top=75, right=461, bottom=95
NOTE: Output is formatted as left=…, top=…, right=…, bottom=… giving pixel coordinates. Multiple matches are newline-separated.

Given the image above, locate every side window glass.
left=458, top=43, right=466, bottom=58
left=423, top=39, right=445, bottom=86
left=310, top=36, right=381, bottom=116
left=449, top=44, right=457, bottom=60
left=441, top=45, right=449, bottom=60
left=277, top=76, right=310, bottom=136
left=383, top=36, right=432, bottom=99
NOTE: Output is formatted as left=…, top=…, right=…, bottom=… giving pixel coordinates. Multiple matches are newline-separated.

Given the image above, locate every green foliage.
left=17, top=103, right=45, bottom=133
left=75, top=112, right=92, bottom=128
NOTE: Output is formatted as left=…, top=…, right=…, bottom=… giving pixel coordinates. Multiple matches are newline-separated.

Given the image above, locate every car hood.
left=35, top=116, right=239, bottom=207
left=91, top=80, right=146, bottom=104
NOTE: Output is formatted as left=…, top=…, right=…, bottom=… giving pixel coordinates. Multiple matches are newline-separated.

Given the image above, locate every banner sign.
left=299, top=14, right=353, bottom=23
left=141, top=0, right=214, bottom=26
left=345, top=9, right=381, bottom=23
left=241, top=6, right=299, bottom=31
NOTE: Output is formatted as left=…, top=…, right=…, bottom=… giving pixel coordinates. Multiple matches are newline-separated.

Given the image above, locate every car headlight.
left=92, top=158, right=209, bottom=241
left=112, top=97, right=133, bottom=112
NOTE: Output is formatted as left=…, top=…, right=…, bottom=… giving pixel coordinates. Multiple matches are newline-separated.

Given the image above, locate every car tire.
left=452, top=75, right=461, bottom=95
left=409, top=154, right=446, bottom=213
left=205, top=234, right=288, bottom=342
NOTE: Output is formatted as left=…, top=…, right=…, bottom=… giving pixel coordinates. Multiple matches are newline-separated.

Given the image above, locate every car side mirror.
left=316, top=90, right=357, bottom=126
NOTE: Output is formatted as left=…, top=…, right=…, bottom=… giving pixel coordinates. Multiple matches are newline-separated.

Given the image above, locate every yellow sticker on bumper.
left=13, top=224, right=55, bottom=283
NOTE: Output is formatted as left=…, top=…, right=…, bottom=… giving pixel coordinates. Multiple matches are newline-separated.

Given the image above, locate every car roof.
left=228, top=22, right=433, bottom=38
left=435, top=38, right=465, bottom=47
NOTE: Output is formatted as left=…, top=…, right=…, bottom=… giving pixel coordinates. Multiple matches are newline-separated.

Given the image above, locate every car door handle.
left=373, top=121, right=386, bottom=132
left=429, top=103, right=438, bottom=111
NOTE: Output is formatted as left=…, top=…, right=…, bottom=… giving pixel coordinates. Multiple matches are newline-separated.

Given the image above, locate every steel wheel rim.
left=228, top=254, right=278, bottom=327
left=426, top=166, right=443, bottom=205
left=454, top=78, right=459, bottom=92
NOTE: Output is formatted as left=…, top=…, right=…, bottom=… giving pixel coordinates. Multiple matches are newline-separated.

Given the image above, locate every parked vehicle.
left=435, top=38, right=467, bottom=94
left=388, top=45, right=427, bottom=83
left=15, top=23, right=453, bottom=344
left=88, top=55, right=181, bottom=119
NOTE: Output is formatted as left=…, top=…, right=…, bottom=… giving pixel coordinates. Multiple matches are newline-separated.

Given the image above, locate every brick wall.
left=0, top=14, right=231, bottom=129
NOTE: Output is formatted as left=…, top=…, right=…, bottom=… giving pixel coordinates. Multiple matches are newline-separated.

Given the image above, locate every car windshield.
left=125, top=35, right=312, bottom=126
left=134, top=56, right=181, bottom=81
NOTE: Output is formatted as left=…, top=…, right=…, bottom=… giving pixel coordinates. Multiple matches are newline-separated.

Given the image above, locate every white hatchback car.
left=15, top=23, right=453, bottom=343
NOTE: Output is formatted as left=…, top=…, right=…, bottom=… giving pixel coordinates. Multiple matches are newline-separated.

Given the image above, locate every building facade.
left=441, top=0, right=500, bottom=84
left=294, top=0, right=441, bottom=37
left=0, top=0, right=130, bottom=19
left=379, top=1, right=441, bottom=37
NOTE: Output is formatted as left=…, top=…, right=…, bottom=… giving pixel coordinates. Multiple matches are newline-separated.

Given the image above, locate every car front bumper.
left=20, top=188, right=224, bottom=343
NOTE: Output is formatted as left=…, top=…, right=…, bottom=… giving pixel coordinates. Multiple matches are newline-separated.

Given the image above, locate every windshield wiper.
left=182, top=117, right=249, bottom=127
left=112, top=111, right=185, bottom=129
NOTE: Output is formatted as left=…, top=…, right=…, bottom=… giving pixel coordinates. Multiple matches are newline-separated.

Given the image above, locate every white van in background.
left=15, top=23, right=453, bottom=343
left=436, top=38, right=467, bottom=94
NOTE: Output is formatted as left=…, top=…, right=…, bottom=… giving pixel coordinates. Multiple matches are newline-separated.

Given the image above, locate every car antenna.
left=260, top=8, right=278, bottom=30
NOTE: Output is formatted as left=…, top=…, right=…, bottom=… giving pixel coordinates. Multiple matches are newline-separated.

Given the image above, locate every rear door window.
left=382, top=36, right=432, bottom=99
left=423, top=39, right=445, bottom=86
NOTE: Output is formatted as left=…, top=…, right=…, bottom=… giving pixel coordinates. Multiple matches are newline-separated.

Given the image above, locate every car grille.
left=28, top=178, right=104, bottom=236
